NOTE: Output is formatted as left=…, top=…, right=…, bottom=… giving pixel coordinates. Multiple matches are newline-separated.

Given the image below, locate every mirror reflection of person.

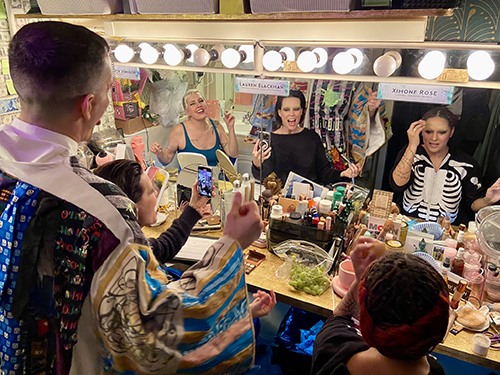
left=390, top=107, right=500, bottom=223
left=251, top=90, right=361, bottom=184
left=150, top=89, right=237, bottom=166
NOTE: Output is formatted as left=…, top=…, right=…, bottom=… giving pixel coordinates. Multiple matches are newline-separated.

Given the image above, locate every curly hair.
left=422, top=107, right=459, bottom=129
left=359, top=252, right=449, bottom=360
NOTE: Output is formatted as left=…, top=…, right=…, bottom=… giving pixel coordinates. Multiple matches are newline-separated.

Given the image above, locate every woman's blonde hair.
left=182, top=89, right=206, bottom=111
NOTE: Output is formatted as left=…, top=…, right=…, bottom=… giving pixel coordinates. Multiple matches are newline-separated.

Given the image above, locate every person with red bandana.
left=311, top=237, right=450, bottom=375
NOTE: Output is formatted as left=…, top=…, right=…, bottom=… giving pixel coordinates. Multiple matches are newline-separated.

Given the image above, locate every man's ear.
left=80, top=94, right=95, bottom=121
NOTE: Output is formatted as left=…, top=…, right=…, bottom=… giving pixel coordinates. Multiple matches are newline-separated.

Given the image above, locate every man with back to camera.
left=0, top=21, right=273, bottom=374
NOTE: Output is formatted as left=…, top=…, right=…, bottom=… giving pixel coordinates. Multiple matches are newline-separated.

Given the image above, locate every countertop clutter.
left=143, top=172, right=500, bottom=370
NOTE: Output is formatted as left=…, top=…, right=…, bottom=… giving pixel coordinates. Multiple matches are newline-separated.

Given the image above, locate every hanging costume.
left=0, top=119, right=255, bottom=375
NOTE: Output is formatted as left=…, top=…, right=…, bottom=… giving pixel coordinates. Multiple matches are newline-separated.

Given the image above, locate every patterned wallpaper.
left=426, top=0, right=500, bottom=42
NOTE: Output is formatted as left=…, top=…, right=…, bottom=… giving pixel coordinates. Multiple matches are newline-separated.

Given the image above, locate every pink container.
left=465, top=271, right=485, bottom=308
left=443, top=247, right=457, bottom=264
left=445, top=238, right=458, bottom=249
left=463, top=260, right=481, bottom=279
left=339, top=260, right=356, bottom=290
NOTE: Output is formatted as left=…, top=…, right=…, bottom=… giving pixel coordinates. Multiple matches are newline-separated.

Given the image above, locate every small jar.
left=445, top=238, right=458, bottom=249
left=385, top=240, right=404, bottom=253
left=399, top=221, right=409, bottom=245
left=270, top=205, right=283, bottom=220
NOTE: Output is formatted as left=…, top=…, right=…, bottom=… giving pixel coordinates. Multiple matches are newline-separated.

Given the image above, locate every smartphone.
left=257, top=131, right=271, bottom=151
left=197, top=166, right=213, bottom=198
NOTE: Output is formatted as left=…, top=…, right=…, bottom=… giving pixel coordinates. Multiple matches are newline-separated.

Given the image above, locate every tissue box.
left=115, top=117, right=154, bottom=135
left=250, top=0, right=355, bottom=13
left=130, top=0, right=218, bottom=14
left=37, top=0, right=123, bottom=14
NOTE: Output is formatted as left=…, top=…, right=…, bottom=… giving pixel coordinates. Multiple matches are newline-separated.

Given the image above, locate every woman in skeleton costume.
left=390, top=107, right=500, bottom=223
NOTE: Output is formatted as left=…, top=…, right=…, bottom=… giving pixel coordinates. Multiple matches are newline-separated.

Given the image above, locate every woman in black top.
left=312, top=238, right=449, bottom=375
left=251, top=90, right=361, bottom=184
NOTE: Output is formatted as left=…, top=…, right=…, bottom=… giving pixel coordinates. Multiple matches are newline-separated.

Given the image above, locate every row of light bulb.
left=114, top=43, right=496, bottom=81
left=417, top=50, right=495, bottom=81
left=114, top=43, right=255, bottom=68
left=262, top=47, right=364, bottom=74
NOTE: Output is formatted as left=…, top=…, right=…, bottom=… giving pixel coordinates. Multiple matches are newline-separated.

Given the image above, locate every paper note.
left=174, top=236, right=217, bottom=262
left=6, top=79, right=15, bottom=95
left=1, top=59, right=8, bottom=75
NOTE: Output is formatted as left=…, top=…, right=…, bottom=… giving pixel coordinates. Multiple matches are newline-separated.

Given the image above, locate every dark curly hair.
left=422, top=107, right=458, bottom=129
left=94, top=159, right=144, bottom=204
left=274, top=89, right=307, bottom=128
left=359, top=252, right=449, bottom=360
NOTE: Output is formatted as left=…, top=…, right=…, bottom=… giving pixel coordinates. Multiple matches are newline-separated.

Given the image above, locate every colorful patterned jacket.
left=0, top=122, right=255, bottom=375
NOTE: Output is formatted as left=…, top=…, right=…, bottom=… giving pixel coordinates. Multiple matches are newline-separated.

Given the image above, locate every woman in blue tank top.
left=150, top=89, right=238, bottom=167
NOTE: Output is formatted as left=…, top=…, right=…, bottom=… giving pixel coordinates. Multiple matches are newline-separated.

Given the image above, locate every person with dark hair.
left=150, top=89, right=237, bottom=166
left=312, top=237, right=450, bottom=375
left=390, top=106, right=500, bottom=223
left=251, top=89, right=361, bottom=184
left=94, top=159, right=211, bottom=262
left=0, top=21, right=273, bottom=375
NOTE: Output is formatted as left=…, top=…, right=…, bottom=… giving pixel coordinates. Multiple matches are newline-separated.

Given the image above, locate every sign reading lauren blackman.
left=235, top=77, right=290, bottom=96
left=377, top=83, right=454, bottom=105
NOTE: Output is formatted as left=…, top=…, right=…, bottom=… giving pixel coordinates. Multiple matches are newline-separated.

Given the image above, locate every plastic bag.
left=149, top=72, right=188, bottom=127
left=274, top=240, right=333, bottom=296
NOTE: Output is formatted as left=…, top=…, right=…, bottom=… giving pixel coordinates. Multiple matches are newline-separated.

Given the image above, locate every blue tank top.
left=179, top=118, right=221, bottom=167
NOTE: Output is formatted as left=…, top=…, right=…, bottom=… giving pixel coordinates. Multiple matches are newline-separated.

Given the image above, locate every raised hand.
left=407, top=120, right=426, bottom=149
left=252, top=139, right=272, bottom=169
left=224, top=111, right=235, bottom=129
left=249, top=290, right=277, bottom=318
left=223, top=192, right=263, bottom=249
left=150, top=142, right=163, bottom=156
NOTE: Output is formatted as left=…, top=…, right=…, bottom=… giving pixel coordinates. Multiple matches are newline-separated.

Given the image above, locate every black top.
left=311, top=315, right=445, bottom=375
left=148, top=205, right=201, bottom=263
left=389, top=145, right=483, bottom=224
left=252, top=128, right=344, bottom=185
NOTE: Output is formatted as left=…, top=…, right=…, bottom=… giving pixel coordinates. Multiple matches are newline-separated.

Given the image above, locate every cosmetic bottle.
left=451, top=247, right=465, bottom=277
left=450, top=279, right=468, bottom=309
left=442, top=256, right=451, bottom=272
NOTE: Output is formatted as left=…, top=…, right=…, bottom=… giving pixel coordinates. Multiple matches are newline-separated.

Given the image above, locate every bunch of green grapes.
left=288, top=256, right=330, bottom=296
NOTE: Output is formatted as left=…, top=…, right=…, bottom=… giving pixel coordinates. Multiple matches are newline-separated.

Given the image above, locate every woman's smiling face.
left=277, top=97, right=303, bottom=133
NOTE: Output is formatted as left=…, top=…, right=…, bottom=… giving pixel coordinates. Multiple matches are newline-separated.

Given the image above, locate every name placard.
left=114, top=65, right=140, bottom=80
left=377, top=83, right=454, bottom=105
left=235, top=77, right=289, bottom=96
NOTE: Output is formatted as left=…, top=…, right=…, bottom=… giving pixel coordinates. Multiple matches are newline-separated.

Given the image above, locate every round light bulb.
left=418, top=51, right=446, bottom=80
left=186, top=44, right=198, bottom=63
left=163, top=44, right=183, bottom=66
left=373, top=54, right=397, bottom=77
left=238, top=45, right=254, bottom=63
left=467, top=51, right=495, bottom=80
left=279, top=47, right=296, bottom=62
left=221, top=48, right=241, bottom=69
left=346, top=48, right=363, bottom=70
left=262, top=50, right=283, bottom=72
left=139, top=43, right=159, bottom=65
left=193, top=48, right=211, bottom=67
left=297, top=51, right=318, bottom=73
left=114, top=44, right=135, bottom=63
left=211, top=44, right=225, bottom=62
left=332, top=51, right=355, bottom=75
left=385, top=51, right=402, bottom=69
left=312, top=47, right=328, bottom=68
